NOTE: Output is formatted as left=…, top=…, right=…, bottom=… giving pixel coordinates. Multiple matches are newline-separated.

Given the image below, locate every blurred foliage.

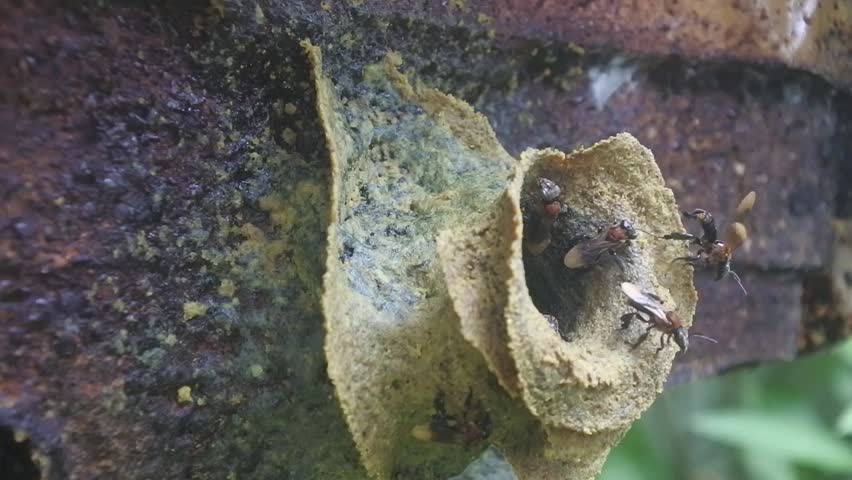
left=601, top=340, right=852, bottom=480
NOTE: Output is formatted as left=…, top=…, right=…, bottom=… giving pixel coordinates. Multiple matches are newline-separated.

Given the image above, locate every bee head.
left=538, top=178, right=561, bottom=203
left=619, top=219, right=638, bottom=240
left=683, top=209, right=711, bottom=223
left=673, top=327, right=689, bottom=352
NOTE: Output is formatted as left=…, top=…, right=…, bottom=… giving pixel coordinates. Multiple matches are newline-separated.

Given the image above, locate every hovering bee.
left=411, top=389, right=491, bottom=448
left=663, top=191, right=756, bottom=295
left=619, top=282, right=716, bottom=353
left=524, top=177, right=563, bottom=255
left=563, top=219, right=638, bottom=270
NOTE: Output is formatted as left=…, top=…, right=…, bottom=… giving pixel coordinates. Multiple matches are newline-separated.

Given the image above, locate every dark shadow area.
left=0, top=425, right=40, bottom=480
left=800, top=272, right=846, bottom=353
left=520, top=172, right=607, bottom=340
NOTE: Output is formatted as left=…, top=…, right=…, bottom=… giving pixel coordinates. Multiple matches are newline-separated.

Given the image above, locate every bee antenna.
left=728, top=270, right=748, bottom=296
left=634, top=227, right=655, bottom=236
left=690, top=333, right=718, bottom=344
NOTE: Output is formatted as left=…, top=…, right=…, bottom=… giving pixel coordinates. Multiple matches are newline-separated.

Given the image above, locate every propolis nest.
left=307, top=40, right=695, bottom=480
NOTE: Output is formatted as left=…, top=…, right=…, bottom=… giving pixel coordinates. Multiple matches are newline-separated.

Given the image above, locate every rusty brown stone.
left=669, top=272, right=801, bottom=385
left=0, top=0, right=849, bottom=478
left=348, top=0, right=852, bottom=89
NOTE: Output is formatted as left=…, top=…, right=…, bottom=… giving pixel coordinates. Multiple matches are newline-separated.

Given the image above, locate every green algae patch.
left=249, top=364, right=265, bottom=379
left=182, top=301, right=208, bottom=321
left=218, top=279, right=237, bottom=298
left=177, top=386, right=193, bottom=404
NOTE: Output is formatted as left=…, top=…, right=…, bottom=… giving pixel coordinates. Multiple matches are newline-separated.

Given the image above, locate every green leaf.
left=740, top=449, right=796, bottom=480
left=600, top=420, right=672, bottom=480
left=690, top=410, right=852, bottom=473
left=598, top=453, right=636, bottom=480
left=836, top=340, right=852, bottom=368
left=837, top=404, right=852, bottom=437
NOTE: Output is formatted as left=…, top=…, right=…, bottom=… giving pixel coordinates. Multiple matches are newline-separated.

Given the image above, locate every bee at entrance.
left=663, top=191, right=756, bottom=295
left=411, top=389, right=491, bottom=449
left=523, top=177, right=564, bottom=255
left=619, top=282, right=716, bottom=353
left=563, top=219, right=638, bottom=271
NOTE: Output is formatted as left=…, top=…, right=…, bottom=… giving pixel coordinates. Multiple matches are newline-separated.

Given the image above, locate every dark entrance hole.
left=520, top=171, right=598, bottom=340
left=0, top=424, right=40, bottom=480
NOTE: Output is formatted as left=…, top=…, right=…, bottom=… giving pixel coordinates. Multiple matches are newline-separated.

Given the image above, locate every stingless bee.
left=524, top=178, right=563, bottom=255
left=563, top=219, right=638, bottom=270
left=619, top=282, right=716, bottom=353
left=663, top=191, right=756, bottom=295
left=411, top=389, right=491, bottom=448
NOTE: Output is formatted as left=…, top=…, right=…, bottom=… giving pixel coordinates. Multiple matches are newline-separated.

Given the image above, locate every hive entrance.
left=0, top=425, right=40, bottom=480
left=519, top=171, right=615, bottom=340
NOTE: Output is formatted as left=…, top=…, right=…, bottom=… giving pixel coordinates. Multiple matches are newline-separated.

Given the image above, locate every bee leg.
left=609, top=250, right=627, bottom=273
left=683, top=210, right=718, bottom=244
left=630, top=324, right=655, bottom=350
left=620, top=312, right=638, bottom=329
left=671, top=254, right=702, bottom=266
left=655, top=333, right=668, bottom=355
left=463, top=388, right=473, bottom=414
left=662, top=232, right=700, bottom=244
left=620, top=312, right=649, bottom=330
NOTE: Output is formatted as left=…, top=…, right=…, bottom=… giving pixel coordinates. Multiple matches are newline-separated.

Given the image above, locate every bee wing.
left=645, top=292, right=664, bottom=304
left=564, top=235, right=619, bottom=268
left=620, top=282, right=668, bottom=320
left=563, top=243, right=591, bottom=268
left=732, top=191, right=756, bottom=223
left=723, top=221, right=748, bottom=252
